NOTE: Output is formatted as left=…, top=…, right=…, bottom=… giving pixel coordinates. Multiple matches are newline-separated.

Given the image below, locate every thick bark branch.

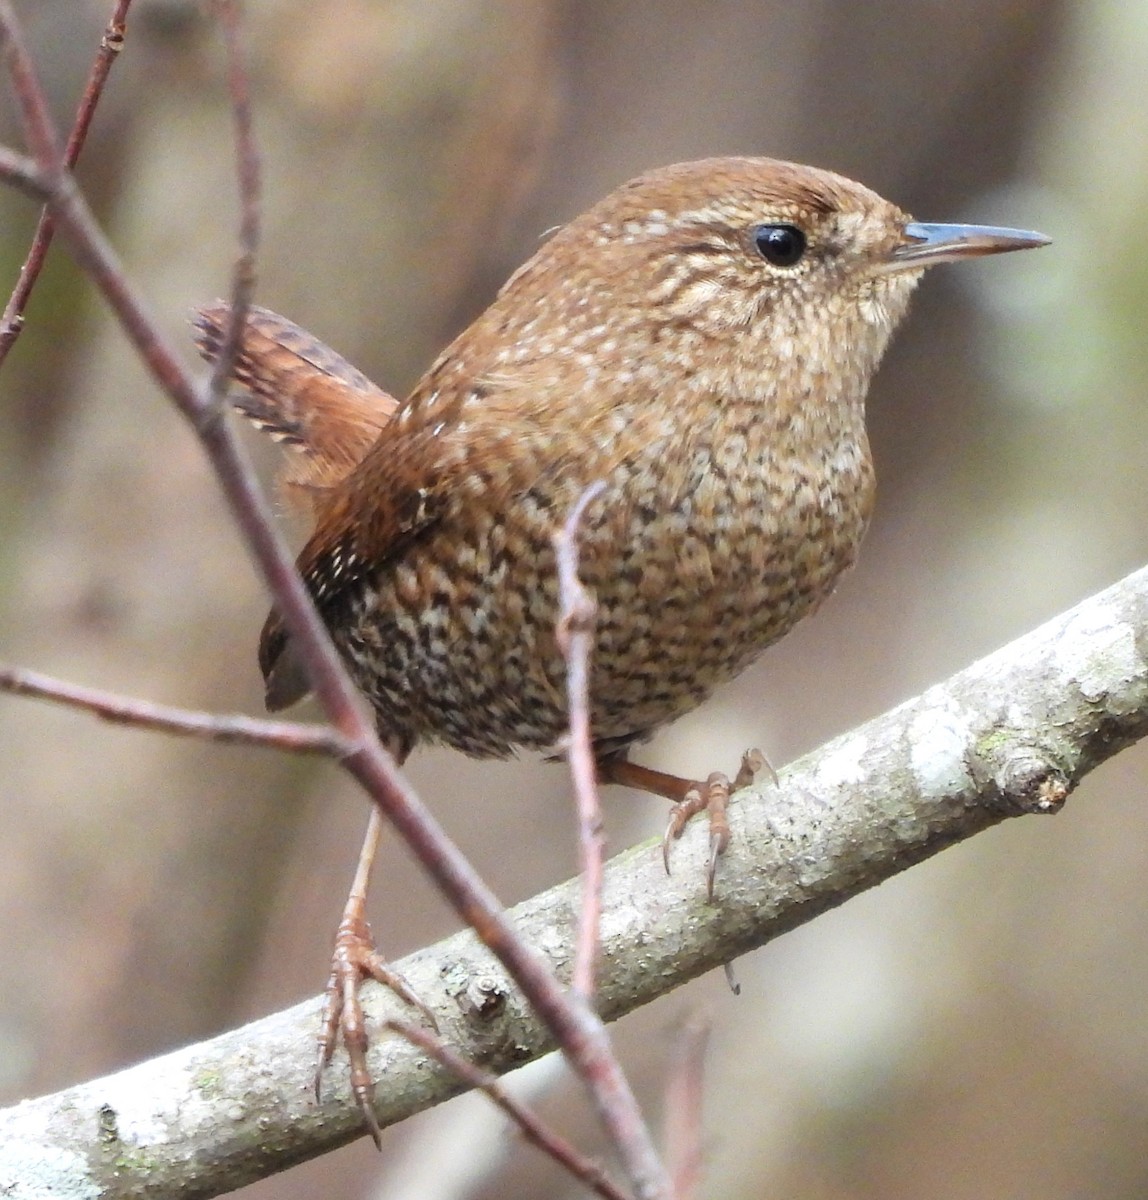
left=3, top=565, right=1147, bottom=1198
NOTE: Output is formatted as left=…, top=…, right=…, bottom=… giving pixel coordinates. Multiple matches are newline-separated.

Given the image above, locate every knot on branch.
left=969, top=735, right=1072, bottom=815
left=555, top=587, right=597, bottom=652
left=458, top=973, right=510, bottom=1023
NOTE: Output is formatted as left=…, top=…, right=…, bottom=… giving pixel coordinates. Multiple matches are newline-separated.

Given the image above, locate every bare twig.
left=663, top=1014, right=711, bottom=1200
left=555, top=481, right=609, bottom=1002
left=0, top=11, right=670, bottom=1197
left=0, top=0, right=133, bottom=364
left=203, top=0, right=259, bottom=406
left=387, top=1020, right=630, bottom=1200
left=0, top=663, right=350, bottom=755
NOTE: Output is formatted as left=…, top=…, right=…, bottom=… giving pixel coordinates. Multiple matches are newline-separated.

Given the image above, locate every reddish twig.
left=555, top=481, right=608, bottom=1002
left=203, top=0, right=259, bottom=406
left=0, top=11, right=670, bottom=1197
left=0, top=663, right=350, bottom=755
left=0, top=0, right=132, bottom=365
left=663, top=1013, right=711, bottom=1200
left=388, top=1020, right=630, bottom=1200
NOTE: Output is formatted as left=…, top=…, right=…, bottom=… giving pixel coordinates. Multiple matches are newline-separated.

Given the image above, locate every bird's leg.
left=316, top=804, right=438, bottom=1147
left=597, top=749, right=772, bottom=899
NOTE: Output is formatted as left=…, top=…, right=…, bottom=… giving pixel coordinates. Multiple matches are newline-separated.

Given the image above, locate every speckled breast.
left=337, top=430, right=875, bottom=760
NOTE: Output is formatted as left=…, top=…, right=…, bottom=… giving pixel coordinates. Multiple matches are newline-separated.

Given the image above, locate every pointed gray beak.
left=884, top=222, right=1051, bottom=271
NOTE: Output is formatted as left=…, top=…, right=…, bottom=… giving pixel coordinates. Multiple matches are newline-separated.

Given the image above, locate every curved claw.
left=723, top=960, right=742, bottom=996
left=315, top=911, right=437, bottom=1146
left=641, top=748, right=772, bottom=895
left=706, top=831, right=725, bottom=901
left=663, top=786, right=706, bottom=874
left=352, top=1059, right=384, bottom=1151
left=704, top=772, right=731, bottom=901
left=314, top=965, right=344, bottom=1101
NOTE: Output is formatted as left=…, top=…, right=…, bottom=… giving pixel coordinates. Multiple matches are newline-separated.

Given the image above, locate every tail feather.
left=192, top=302, right=399, bottom=709
left=191, top=302, right=398, bottom=512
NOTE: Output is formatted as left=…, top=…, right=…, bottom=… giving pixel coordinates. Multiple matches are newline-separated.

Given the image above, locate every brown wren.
left=194, top=156, right=1048, bottom=1139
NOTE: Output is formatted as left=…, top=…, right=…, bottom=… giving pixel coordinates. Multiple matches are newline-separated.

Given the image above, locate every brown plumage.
left=198, top=157, right=1046, bottom=770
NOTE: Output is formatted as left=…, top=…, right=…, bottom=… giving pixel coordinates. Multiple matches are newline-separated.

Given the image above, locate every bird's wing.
left=257, top=400, right=455, bottom=710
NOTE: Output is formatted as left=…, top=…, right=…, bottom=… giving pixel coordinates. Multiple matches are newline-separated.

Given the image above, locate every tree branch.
left=4, top=563, right=1145, bottom=1198
left=0, top=664, right=350, bottom=755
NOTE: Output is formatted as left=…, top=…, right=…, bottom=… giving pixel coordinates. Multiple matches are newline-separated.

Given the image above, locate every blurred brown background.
left=2, top=1, right=1147, bottom=1197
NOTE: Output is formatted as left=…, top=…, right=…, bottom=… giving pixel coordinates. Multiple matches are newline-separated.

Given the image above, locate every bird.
left=194, top=155, right=1048, bottom=1140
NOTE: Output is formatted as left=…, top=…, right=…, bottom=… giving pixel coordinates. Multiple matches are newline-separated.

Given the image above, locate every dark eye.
left=751, top=223, right=806, bottom=267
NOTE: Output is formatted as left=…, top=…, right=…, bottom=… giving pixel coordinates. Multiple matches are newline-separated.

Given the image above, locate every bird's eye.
left=751, top=223, right=807, bottom=267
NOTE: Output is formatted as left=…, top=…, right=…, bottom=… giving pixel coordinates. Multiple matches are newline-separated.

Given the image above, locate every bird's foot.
left=598, top=748, right=776, bottom=899
left=316, top=906, right=437, bottom=1147
left=661, top=749, right=773, bottom=899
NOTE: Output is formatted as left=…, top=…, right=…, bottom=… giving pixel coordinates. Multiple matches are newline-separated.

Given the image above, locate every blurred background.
left=1, top=1, right=1147, bottom=1197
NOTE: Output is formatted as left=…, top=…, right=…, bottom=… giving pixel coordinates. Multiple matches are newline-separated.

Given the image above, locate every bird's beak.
left=882, top=222, right=1051, bottom=272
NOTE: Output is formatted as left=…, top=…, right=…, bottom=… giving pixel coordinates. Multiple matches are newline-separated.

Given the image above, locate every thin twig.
left=0, top=10, right=671, bottom=1196
left=555, top=481, right=608, bottom=1002
left=663, top=1013, right=711, bottom=1200
left=387, top=1020, right=630, bottom=1200
left=204, top=0, right=259, bottom=406
left=0, top=0, right=133, bottom=365
left=0, top=664, right=350, bottom=755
